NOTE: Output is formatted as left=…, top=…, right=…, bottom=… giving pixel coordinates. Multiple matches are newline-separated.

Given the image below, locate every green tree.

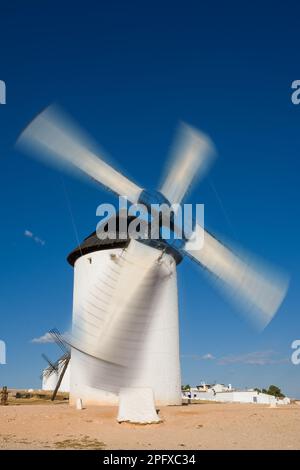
left=266, top=385, right=285, bottom=398
left=261, top=385, right=285, bottom=397
left=182, top=384, right=191, bottom=391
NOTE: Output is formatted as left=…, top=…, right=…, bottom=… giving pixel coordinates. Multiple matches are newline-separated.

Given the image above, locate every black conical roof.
left=67, top=215, right=182, bottom=266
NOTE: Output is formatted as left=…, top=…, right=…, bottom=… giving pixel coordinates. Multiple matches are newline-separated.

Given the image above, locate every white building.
left=187, top=383, right=231, bottom=398
left=182, top=384, right=290, bottom=405
left=211, top=383, right=231, bottom=393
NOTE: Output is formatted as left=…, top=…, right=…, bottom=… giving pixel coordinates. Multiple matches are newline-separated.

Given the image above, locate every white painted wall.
left=42, top=370, right=57, bottom=392
left=69, top=244, right=181, bottom=407
left=216, top=391, right=278, bottom=404
left=211, top=384, right=229, bottom=393
left=185, top=390, right=215, bottom=400
left=184, top=389, right=290, bottom=405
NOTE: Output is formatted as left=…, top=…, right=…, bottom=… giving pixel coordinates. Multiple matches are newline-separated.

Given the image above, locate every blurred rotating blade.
left=160, top=123, right=215, bottom=205
left=184, top=225, right=288, bottom=330
left=16, top=105, right=143, bottom=203
left=71, top=240, right=164, bottom=367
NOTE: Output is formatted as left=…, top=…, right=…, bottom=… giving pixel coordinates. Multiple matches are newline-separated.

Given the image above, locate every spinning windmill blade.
left=17, top=104, right=289, bottom=369
left=159, top=128, right=288, bottom=329
left=184, top=225, right=288, bottom=330
left=160, top=123, right=215, bottom=205
left=16, top=105, right=143, bottom=203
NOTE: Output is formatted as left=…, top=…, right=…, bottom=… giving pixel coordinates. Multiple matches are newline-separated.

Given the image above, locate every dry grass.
left=54, top=436, right=106, bottom=450
left=6, top=390, right=69, bottom=406
left=8, top=398, right=67, bottom=406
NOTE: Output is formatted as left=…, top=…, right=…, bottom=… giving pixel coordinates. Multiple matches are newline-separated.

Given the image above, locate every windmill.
left=41, top=353, right=58, bottom=379
left=41, top=329, right=70, bottom=401
left=17, top=105, right=288, bottom=408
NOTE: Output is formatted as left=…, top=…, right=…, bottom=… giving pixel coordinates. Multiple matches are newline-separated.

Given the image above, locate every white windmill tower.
left=17, top=106, right=288, bottom=412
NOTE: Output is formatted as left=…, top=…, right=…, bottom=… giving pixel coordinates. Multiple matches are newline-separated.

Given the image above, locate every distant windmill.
left=41, top=329, right=70, bottom=401
left=18, top=106, right=289, bottom=407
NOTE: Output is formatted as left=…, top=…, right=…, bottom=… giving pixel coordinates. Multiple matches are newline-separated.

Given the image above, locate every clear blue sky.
left=0, top=1, right=299, bottom=397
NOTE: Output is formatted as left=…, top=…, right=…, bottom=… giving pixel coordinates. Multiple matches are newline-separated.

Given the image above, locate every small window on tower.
left=87, top=257, right=92, bottom=264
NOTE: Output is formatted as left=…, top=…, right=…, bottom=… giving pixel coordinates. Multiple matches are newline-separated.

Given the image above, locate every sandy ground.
left=0, top=402, right=300, bottom=450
